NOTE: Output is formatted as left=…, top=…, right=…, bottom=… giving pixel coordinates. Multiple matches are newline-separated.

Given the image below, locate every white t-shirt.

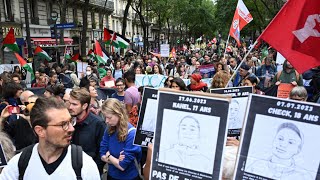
left=0, top=144, right=100, bottom=180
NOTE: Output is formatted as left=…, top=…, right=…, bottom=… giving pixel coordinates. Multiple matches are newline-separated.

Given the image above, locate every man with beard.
left=0, top=97, right=100, bottom=179
left=272, top=60, right=303, bottom=86
left=68, top=88, right=106, bottom=173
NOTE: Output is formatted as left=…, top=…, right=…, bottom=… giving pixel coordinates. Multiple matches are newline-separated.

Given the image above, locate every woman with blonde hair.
left=100, top=98, right=142, bottom=180
left=0, top=132, right=15, bottom=173
left=207, top=70, right=232, bottom=92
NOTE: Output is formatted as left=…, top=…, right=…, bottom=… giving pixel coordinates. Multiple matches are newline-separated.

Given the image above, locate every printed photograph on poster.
left=158, top=109, right=219, bottom=174
left=245, top=114, right=318, bottom=179
left=210, top=86, right=252, bottom=135
left=141, top=99, right=158, bottom=132
left=134, top=87, right=158, bottom=146
left=234, top=94, right=320, bottom=180
left=151, top=91, right=230, bottom=180
left=228, top=98, right=247, bottom=129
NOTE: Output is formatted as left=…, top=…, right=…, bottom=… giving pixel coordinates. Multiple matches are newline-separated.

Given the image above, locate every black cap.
left=240, top=64, right=250, bottom=71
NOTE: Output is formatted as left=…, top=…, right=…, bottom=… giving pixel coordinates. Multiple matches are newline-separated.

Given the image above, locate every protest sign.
left=134, top=87, right=158, bottom=146
left=199, top=64, right=215, bottom=78
left=0, top=143, right=8, bottom=167
left=210, top=86, right=252, bottom=136
left=76, top=62, right=88, bottom=78
left=234, top=94, right=320, bottom=179
left=160, top=44, right=170, bottom=57
left=151, top=89, right=229, bottom=180
left=277, top=83, right=294, bottom=99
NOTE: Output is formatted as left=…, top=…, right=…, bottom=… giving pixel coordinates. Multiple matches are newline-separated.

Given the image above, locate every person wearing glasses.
left=111, top=78, right=126, bottom=102
left=68, top=88, right=106, bottom=174
left=0, top=97, right=100, bottom=179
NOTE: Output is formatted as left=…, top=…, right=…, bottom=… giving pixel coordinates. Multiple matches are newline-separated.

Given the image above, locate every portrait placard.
left=210, top=86, right=252, bottom=136
left=134, top=87, right=158, bottom=147
left=151, top=90, right=230, bottom=180
left=234, top=94, right=320, bottom=180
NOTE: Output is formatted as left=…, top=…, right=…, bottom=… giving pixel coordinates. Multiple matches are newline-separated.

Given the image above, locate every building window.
left=99, top=13, right=103, bottom=30
left=3, top=0, right=13, bottom=21
left=91, top=12, right=96, bottom=29
left=29, top=0, right=39, bottom=24
left=73, top=8, right=78, bottom=24
left=46, top=2, right=53, bottom=24
left=112, top=20, right=115, bottom=31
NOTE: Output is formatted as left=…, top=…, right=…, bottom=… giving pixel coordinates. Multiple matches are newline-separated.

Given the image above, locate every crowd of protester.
left=0, top=42, right=320, bottom=179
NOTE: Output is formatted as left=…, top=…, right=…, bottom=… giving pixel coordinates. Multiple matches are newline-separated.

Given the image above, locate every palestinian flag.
left=64, top=47, right=71, bottom=60
left=71, top=53, right=80, bottom=61
left=14, top=53, right=34, bottom=80
left=94, top=40, right=109, bottom=65
left=110, top=32, right=119, bottom=48
left=110, top=32, right=130, bottom=49
left=3, top=27, right=19, bottom=52
left=34, top=46, right=52, bottom=61
left=103, top=28, right=112, bottom=45
left=87, top=49, right=95, bottom=59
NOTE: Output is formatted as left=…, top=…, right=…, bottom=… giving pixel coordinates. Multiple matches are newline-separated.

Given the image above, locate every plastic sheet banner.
left=135, top=74, right=212, bottom=89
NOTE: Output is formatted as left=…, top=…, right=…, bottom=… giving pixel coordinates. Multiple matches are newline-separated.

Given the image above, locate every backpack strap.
left=18, top=144, right=35, bottom=180
left=71, top=144, right=83, bottom=180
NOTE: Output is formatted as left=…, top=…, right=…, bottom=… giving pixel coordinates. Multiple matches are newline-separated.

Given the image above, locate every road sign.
left=55, top=23, right=76, bottom=29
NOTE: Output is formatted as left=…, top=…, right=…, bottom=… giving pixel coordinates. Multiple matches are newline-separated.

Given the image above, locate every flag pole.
left=225, top=40, right=258, bottom=88
left=223, top=34, right=230, bottom=58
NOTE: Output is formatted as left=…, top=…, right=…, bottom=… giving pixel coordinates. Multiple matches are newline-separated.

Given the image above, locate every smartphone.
left=8, top=106, right=20, bottom=115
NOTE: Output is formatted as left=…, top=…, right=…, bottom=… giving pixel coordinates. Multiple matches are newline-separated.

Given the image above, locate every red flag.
left=229, top=0, right=253, bottom=46
left=258, top=0, right=320, bottom=73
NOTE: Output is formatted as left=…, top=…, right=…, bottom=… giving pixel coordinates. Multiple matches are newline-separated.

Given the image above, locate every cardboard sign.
left=210, top=86, right=252, bottom=137
left=134, top=87, right=158, bottom=147
left=234, top=94, right=320, bottom=179
left=151, top=90, right=229, bottom=180
left=104, top=80, right=115, bottom=88
left=277, top=83, right=294, bottom=99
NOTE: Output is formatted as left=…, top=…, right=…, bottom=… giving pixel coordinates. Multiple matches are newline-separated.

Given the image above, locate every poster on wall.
left=210, top=86, right=252, bottom=137
left=134, top=87, right=158, bottom=147
left=151, top=90, right=230, bottom=180
left=234, top=94, right=320, bottom=179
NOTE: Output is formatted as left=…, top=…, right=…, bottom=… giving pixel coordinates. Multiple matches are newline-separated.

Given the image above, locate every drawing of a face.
left=178, top=117, right=200, bottom=148
left=229, top=100, right=239, bottom=120
left=272, top=128, right=302, bottom=159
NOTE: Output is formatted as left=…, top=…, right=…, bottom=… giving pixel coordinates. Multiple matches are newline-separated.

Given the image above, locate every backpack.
left=61, top=73, right=74, bottom=88
left=18, top=144, right=83, bottom=180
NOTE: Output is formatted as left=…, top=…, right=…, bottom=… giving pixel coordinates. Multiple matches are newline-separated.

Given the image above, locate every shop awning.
left=31, top=38, right=73, bottom=46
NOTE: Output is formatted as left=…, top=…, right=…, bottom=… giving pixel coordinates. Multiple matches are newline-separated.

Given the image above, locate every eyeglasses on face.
left=116, top=84, right=124, bottom=87
left=46, top=118, right=76, bottom=131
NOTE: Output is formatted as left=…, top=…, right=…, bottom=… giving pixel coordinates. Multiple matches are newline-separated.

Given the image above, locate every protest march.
left=0, top=0, right=320, bottom=179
